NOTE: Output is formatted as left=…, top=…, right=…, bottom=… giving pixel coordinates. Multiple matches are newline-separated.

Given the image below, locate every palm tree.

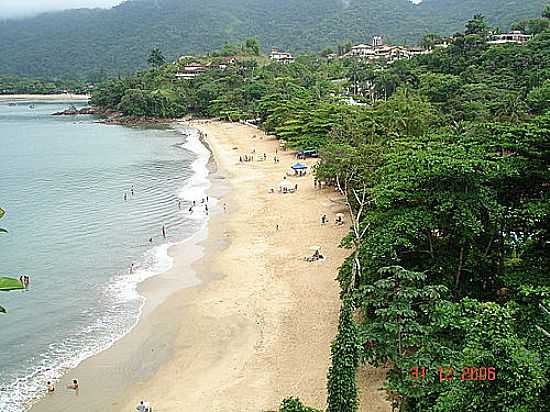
left=147, top=48, right=166, bottom=69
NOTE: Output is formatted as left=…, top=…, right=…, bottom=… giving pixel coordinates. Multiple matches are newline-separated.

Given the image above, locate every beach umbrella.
left=336, top=213, right=345, bottom=219
left=291, top=162, right=308, bottom=170
left=0, top=276, right=25, bottom=291
left=309, top=245, right=321, bottom=251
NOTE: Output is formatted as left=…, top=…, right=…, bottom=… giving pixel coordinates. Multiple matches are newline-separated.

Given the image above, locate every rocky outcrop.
left=52, top=107, right=97, bottom=115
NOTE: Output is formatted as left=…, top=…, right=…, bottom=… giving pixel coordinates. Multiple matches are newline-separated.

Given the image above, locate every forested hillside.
left=0, top=0, right=547, bottom=78
left=92, top=12, right=550, bottom=411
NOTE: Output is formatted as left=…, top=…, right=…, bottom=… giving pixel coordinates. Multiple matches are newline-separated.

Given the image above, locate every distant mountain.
left=0, top=0, right=547, bottom=79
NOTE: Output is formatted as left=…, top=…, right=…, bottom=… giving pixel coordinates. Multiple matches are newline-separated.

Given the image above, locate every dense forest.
left=0, top=0, right=548, bottom=78
left=92, top=11, right=550, bottom=412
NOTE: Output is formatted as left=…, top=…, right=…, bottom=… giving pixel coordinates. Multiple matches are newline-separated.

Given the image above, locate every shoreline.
left=0, top=94, right=90, bottom=102
left=29, top=120, right=390, bottom=412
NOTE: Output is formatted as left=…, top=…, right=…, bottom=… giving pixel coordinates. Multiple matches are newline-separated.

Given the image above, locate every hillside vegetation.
left=0, top=0, right=548, bottom=78
left=93, top=13, right=550, bottom=411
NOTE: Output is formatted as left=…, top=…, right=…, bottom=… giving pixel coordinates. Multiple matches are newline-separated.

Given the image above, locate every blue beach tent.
left=291, top=162, right=308, bottom=170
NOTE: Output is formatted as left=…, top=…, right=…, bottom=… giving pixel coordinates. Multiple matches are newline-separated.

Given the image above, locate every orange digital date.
left=409, top=367, right=496, bottom=383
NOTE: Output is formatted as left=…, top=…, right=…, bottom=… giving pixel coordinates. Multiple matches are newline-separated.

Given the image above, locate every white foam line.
left=1, top=126, right=213, bottom=412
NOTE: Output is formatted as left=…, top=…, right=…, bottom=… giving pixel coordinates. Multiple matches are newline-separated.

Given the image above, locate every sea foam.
left=0, top=125, right=211, bottom=412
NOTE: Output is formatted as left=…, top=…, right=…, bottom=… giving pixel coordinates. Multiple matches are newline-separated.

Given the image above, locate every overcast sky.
left=0, top=0, right=123, bottom=19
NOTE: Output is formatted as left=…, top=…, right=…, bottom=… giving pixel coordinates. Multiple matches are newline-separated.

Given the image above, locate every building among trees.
left=342, top=36, right=430, bottom=63
left=487, top=30, right=532, bottom=45
left=269, top=48, right=295, bottom=63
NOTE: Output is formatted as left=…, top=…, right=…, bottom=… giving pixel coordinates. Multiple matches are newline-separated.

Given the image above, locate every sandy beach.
left=0, top=94, right=89, bottom=102
left=30, top=121, right=389, bottom=412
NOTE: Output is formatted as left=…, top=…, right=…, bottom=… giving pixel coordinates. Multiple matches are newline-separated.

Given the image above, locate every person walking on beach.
left=124, top=193, right=128, bottom=201
left=178, top=200, right=182, bottom=210
left=130, top=263, right=135, bottom=274
left=47, top=381, right=55, bottom=393
left=162, top=224, right=167, bottom=239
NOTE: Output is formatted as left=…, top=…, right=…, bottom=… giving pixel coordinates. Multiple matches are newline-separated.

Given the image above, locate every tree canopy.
left=0, top=0, right=548, bottom=78
left=91, top=13, right=550, bottom=411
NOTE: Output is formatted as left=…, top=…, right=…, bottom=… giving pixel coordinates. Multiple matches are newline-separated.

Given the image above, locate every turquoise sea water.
left=0, top=101, right=208, bottom=411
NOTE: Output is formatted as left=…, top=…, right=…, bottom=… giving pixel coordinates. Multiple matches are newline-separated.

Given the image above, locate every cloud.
left=0, top=0, right=123, bottom=19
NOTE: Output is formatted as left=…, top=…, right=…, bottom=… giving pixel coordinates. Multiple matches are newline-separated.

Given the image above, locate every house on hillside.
left=347, top=43, right=376, bottom=58
left=343, top=36, right=431, bottom=63
left=487, top=31, right=532, bottom=45
left=270, top=48, right=294, bottom=63
left=175, top=63, right=208, bottom=79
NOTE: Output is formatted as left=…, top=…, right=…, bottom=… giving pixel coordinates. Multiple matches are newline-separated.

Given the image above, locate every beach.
left=0, top=94, right=89, bottom=102
left=29, top=121, right=389, bottom=412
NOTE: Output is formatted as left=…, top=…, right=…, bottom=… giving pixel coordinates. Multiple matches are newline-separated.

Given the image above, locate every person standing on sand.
left=47, top=381, right=55, bottom=393
left=130, top=263, right=135, bottom=274
left=67, top=379, right=79, bottom=390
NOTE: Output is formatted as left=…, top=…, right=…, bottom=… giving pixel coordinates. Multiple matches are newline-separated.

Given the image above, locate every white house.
left=343, top=36, right=431, bottom=63
left=270, top=48, right=295, bottom=63
left=175, top=63, right=208, bottom=79
left=487, top=31, right=532, bottom=45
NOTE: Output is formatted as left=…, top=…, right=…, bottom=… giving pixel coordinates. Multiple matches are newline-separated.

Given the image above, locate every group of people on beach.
left=136, top=400, right=153, bottom=411
left=129, top=195, right=213, bottom=274
left=320, top=214, right=344, bottom=225
left=240, top=154, right=254, bottom=162
left=123, top=185, right=135, bottom=201
left=188, top=197, right=209, bottom=215
left=46, top=379, right=78, bottom=394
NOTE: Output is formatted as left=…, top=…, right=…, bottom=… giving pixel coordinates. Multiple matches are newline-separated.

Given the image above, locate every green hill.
left=0, top=0, right=547, bottom=78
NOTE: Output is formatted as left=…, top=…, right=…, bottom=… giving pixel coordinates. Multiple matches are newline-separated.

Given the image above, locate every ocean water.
left=0, top=101, right=209, bottom=411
